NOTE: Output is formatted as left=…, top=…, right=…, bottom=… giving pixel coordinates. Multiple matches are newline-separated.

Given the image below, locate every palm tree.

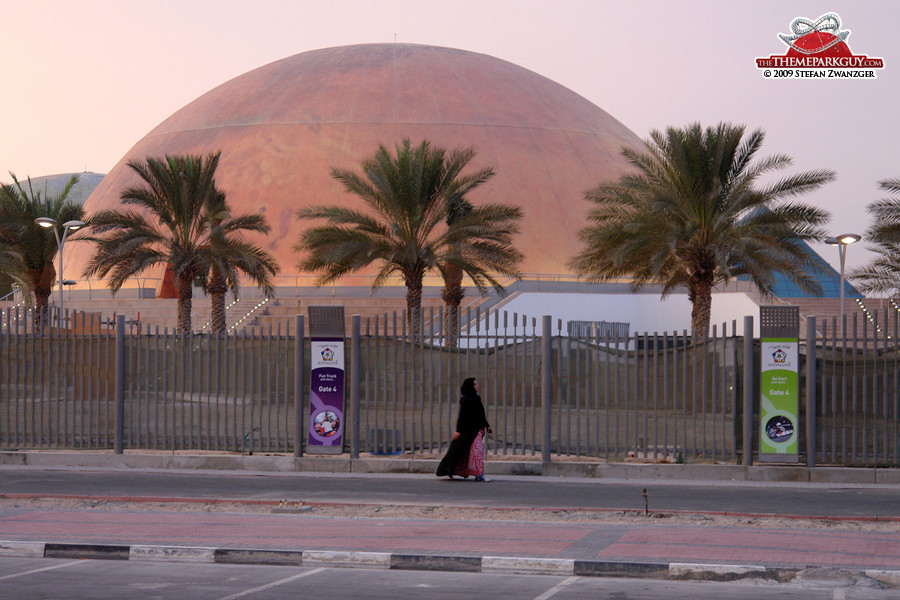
left=202, top=202, right=279, bottom=333
left=85, top=152, right=276, bottom=333
left=570, top=122, right=835, bottom=339
left=0, top=238, right=31, bottom=300
left=0, top=199, right=31, bottom=299
left=850, top=179, right=900, bottom=295
left=440, top=191, right=522, bottom=346
left=296, top=139, right=522, bottom=341
left=441, top=197, right=473, bottom=346
left=0, top=174, right=84, bottom=326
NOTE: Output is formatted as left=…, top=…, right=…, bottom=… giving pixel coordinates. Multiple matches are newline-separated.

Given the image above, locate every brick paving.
left=594, top=527, right=900, bottom=568
left=1, top=506, right=898, bottom=570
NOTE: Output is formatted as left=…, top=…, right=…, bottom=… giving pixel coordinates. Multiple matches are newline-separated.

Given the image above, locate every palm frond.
left=571, top=121, right=834, bottom=336
left=295, top=138, right=523, bottom=316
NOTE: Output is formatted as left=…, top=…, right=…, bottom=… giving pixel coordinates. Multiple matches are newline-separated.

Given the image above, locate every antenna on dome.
left=394, top=33, right=397, bottom=43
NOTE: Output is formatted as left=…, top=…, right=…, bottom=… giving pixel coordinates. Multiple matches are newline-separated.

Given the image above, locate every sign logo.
left=313, top=409, right=341, bottom=438
left=765, top=415, right=795, bottom=443
left=756, top=13, right=884, bottom=79
left=771, top=348, right=787, bottom=364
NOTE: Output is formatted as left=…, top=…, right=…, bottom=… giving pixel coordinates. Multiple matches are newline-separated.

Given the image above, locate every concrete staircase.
left=7, top=285, right=894, bottom=341
left=26, top=292, right=451, bottom=335
left=193, top=297, right=273, bottom=333
left=781, top=297, right=895, bottom=340
left=250, top=295, right=448, bottom=335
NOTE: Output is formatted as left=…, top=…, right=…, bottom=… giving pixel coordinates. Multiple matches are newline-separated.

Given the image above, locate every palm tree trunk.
left=210, top=292, right=226, bottom=334
left=208, top=269, right=227, bottom=334
left=690, top=278, right=713, bottom=343
left=441, top=263, right=465, bottom=349
left=176, top=271, right=194, bottom=334
left=405, top=271, right=424, bottom=343
left=33, top=287, right=51, bottom=330
left=29, top=266, right=55, bottom=331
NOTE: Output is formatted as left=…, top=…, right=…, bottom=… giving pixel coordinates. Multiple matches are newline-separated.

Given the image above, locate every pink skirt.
left=456, top=430, right=484, bottom=477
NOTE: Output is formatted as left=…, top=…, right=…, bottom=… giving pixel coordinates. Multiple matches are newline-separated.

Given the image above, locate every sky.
left=2, top=0, right=897, bottom=272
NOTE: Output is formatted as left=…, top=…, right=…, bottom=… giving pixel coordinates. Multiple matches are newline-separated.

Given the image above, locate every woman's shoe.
left=474, top=474, right=490, bottom=482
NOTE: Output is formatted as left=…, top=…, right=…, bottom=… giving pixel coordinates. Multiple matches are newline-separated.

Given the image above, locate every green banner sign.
left=759, top=337, right=799, bottom=457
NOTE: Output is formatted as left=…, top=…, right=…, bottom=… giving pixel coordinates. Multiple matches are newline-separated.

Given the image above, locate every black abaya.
left=436, top=378, right=490, bottom=477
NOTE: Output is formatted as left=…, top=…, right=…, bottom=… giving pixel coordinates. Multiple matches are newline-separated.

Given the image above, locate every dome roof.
left=20, top=172, right=104, bottom=207
left=69, top=44, right=642, bottom=286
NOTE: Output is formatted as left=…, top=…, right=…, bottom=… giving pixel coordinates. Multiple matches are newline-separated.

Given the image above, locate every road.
left=1, top=558, right=896, bottom=600
left=1, top=467, right=897, bottom=518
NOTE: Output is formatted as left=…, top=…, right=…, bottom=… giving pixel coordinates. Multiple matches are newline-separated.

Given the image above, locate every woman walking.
left=436, top=377, right=492, bottom=482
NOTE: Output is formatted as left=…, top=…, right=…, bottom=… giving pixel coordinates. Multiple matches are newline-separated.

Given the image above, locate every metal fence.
left=811, top=313, right=900, bottom=466
left=0, top=309, right=299, bottom=455
left=356, top=309, right=739, bottom=464
left=1, top=306, right=898, bottom=467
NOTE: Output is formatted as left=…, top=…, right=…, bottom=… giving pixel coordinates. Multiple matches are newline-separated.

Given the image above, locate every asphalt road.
left=1, top=467, right=897, bottom=518
left=1, top=558, right=896, bottom=600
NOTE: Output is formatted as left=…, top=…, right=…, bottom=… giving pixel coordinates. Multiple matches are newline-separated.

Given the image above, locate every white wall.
left=476, top=291, right=760, bottom=336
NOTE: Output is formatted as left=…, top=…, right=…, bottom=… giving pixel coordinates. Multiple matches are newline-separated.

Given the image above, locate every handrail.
left=59, top=276, right=162, bottom=300
left=0, top=284, right=21, bottom=302
left=23, top=272, right=834, bottom=302
left=28, top=273, right=689, bottom=295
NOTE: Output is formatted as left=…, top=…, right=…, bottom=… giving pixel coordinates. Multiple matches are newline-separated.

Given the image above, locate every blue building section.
left=769, top=269, right=863, bottom=299
left=738, top=241, right=863, bottom=299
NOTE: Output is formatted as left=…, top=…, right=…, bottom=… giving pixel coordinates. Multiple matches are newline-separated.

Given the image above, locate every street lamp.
left=825, top=233, right=861, bottom=339
left=34, top=217, right=85, bottom=325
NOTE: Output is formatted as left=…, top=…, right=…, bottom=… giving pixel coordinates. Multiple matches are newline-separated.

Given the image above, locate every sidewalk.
left=1, top=450, right=899, bottom=588
left=4, top=449, right=900, bottom=485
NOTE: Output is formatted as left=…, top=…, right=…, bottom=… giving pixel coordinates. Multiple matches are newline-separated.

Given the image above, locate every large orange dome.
left=69, top=44, right=642, bottom=287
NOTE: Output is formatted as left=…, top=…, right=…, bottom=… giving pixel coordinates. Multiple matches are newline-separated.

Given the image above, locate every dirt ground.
left=4, top=496, right=897, bottom=533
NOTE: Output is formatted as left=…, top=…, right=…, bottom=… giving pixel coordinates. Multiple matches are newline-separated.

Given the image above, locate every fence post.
left=351, top=315, right=361, bottom=459
left=742, top=315, right=754, bottom=466
left=114, top=314, right=125, bottom=455
left=806, top=316, right=817, bottom=468
left=294, top=314, right=305, bottom=458
left=542, top=315, right=552, bottom=463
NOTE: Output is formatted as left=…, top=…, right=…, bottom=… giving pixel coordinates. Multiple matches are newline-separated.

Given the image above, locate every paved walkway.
left=2, top=492, right=900, bottom=586
left=1, top=505, right=898, bottom=571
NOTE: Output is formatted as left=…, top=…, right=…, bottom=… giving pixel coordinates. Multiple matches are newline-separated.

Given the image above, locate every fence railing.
left=1, top=306, right=898, bottom=467
left=812, top=313, right=900, bottom=466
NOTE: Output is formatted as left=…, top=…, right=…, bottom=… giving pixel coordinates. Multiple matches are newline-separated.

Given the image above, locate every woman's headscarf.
left=460, top=377, right=478, bottom=397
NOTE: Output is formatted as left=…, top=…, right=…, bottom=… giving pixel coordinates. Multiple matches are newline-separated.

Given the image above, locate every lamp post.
left=825, top=233, right=861, bottom=339
left=34, top=217, right=85, bottom=325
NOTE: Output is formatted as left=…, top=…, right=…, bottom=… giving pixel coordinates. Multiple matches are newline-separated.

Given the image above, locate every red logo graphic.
left=756, top=13, right=884, bottom=78
left=779, top=13, right=850, bottom=56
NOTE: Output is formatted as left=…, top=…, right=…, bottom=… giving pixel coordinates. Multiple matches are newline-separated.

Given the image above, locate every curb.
left=3, top=540, right=898, bottom=587
left=3, top=451, right=900, bottom=485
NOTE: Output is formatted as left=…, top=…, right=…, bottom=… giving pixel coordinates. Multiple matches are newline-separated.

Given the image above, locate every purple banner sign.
left=308, top=337, right=344, bottom=452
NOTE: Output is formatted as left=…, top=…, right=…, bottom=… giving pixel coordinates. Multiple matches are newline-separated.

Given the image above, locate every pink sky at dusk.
left=2, top=0, right=897, bottom=271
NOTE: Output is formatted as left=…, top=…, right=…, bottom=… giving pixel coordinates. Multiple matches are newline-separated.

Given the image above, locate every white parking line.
left=0, top=560, right=87, bottom=581
left=531, top=575, right=579, bottom=600
left=215, top=567, right=327, bottom=600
